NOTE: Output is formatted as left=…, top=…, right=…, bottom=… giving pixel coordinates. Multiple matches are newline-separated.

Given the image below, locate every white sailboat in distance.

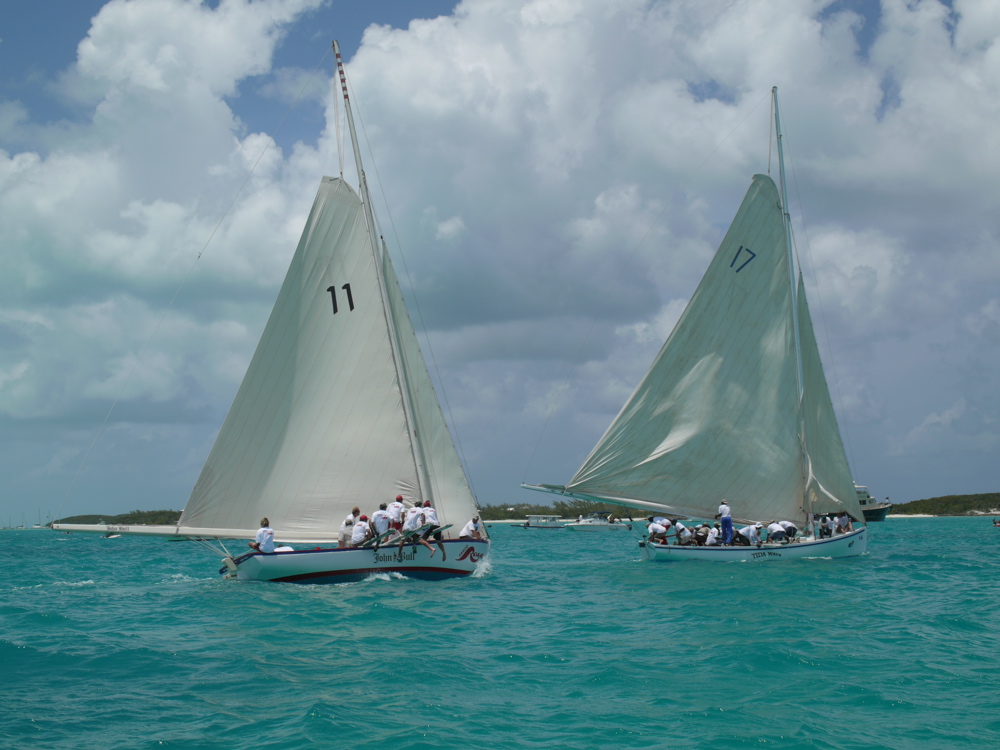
left=54, top=41, right=490, bottom=582
left=524, top=88, right=867, bottom=562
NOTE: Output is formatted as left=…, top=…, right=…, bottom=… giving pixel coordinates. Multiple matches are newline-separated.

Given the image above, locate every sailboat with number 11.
left=55, top=41, right=490, bottom=581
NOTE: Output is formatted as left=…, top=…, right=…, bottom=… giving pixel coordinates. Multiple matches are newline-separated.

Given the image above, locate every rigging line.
left=56, top=47, right=332, bottom=519
left=521, top=89, right=772, bottom=484
left=782, top=130, right=859, bottom=479
left=768, top=93, right=774, bottom=176
left=341, top=68, right=480, bottom=503
left=331, top=53, right=344, bottom=177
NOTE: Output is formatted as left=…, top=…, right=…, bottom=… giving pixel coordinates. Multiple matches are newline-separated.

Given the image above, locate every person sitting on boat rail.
left=716, top=500, right=733, bottom=545
left=249, top=517, right=274, bottom=553
left=421, top=500, right=447, bottom=561
left=372, top=503, right=392, bottom=538
left=387, top=495, right=406, bottom=531
left=398, top=502, right=436, bottom=558
left=766, top=521, right=787, bottom=544
left=339, top=507, right=360, bottom=548
left=351, top=515, right=374, bottom=547
left=834, top=511, right=854, bottom=534
left=459, top=516, right=483, bottom=540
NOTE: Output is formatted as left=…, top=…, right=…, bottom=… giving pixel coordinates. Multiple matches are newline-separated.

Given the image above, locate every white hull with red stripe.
left=226, top=539, right=490, bottom=583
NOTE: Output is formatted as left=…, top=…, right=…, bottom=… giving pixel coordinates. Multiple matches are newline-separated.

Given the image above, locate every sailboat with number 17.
left=524, top=87, right=867, bottom=562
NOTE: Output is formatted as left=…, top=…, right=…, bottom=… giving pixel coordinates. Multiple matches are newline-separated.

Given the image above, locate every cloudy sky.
left=2, top=0, right=998, bottom=524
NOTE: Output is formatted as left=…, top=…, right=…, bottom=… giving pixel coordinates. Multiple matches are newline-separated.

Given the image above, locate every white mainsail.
left=564, top=174, right=808, bottom=523
left=176, top=175, right=479, bottom=542
left=530, top=170, right=864, bottom=526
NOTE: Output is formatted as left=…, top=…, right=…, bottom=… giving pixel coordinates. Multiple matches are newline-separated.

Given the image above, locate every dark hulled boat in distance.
left=856, top=484, right=891, bottom=522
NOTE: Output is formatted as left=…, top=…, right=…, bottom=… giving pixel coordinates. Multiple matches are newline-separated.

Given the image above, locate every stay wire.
left=781, top=130, right=859, bottom=479
left=56, top=47, right=332, bottom=520
left=341, top=68, right=480, bottom=503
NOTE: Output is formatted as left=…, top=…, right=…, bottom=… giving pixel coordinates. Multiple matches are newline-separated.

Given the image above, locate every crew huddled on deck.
left=250, top=497, right=484, bottom=555
left=645, top=508, right=856, bottom=547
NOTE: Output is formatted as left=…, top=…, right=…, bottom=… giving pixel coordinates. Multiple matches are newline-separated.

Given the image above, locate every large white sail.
left=565, top=175, right=806, bottom=522
left=179, top=177, right=424, bottom=541
left=552, top=172, right=865, bottom=525
left=566, top=175, right=852, bottom=519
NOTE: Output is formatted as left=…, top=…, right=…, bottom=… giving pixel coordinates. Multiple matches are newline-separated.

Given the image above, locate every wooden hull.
left=224, top=539, right=490, bottom=583
left=641, top=526, right=867, bottom=562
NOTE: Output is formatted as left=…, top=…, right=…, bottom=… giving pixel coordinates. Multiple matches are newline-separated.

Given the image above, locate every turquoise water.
left=3, top=518, right=999, bottom=749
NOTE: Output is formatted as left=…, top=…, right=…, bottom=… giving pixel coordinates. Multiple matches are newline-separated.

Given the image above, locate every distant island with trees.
left=49, top=492, right=999, bottom=527
left=889, top=492, right=1000, bottom=517
left=53, top=509, right=182, bottom=526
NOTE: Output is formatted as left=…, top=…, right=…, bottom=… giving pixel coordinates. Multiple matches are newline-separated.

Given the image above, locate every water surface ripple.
left=3, top=518, right=999, bottom=748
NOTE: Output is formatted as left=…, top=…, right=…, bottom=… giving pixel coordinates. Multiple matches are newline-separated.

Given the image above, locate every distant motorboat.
left=563, top=512, right=632, bottom=532
left=517, top=515, right=565, bottom=529
left=855, top=484, right=891, bottom=522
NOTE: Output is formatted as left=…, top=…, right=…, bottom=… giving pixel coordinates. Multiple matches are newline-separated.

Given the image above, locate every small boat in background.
left=563, top=512, right=632, bottom=532
left=517, top=515, right=565, bottom=529
left=855, top=484, right=891, bottom=522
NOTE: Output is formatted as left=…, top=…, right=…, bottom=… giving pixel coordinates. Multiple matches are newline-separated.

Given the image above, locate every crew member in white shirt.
left=459, top=517, right=483, bottom=539
left=249, top=517, right=275, bottom=553
left=339, top=507, right=360, bottom=548
left=398, top=503, right=435, bottom=559
left=351, top=515, right=373, bottom=547
left=387, top=495, right=406, bottom=531
left=818, top=514, right=834, bottom=538
left=372, top=503, right=392, bottom=537
left=716, top=500, right=733, bottom=545
left=646, top=517, right=671, bottom=545
left=734, top=522, right=762, bottom=546
left=674, top=520, right=694, bottom=546
left=421, top=500, right=446, bottom=561
left=778, top=520, right=798, bottom=542
left=705, top=524, right=721, bottom=546
left=766, top=521, right=787, bottom=543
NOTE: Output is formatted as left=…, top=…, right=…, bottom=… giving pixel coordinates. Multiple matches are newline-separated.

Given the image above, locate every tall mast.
left=772, top=86, right=810, bottom=524
left=332, top=41, right=432, bottom=503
